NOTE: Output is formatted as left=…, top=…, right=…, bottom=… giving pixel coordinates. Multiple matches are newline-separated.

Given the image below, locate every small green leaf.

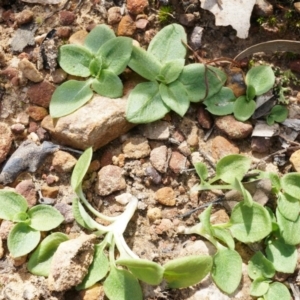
left=77, top=243, right=109, bottom=290
left=0, top=190, right=28, bottom=221
left=126, top=82, right=170, bottom=124
left=12, top=212, right=30, bottom=223
left=148, top=24, right=187, bottom=63
left=231, top=178, right=253, bottom=207
left=159, top=82, right=189, bottom=117
left=214, top=154, right=252, bottom=184
left=8, top=223, right=40, bottom=257
left=103, top=267, right=143, bottom=300
left=84, top=24, right=115, bottom=54
left=203, top=87, right=236, bottom=116
left=116, top=258, right=164, bottom=285
left=71, top=147, right=93, bottom=192
left=99, top=37, right=132, bottom=75
left=91, top=71, right=123, bottom=98
left=276, top=208, right=300, bottom=245
left=212, top=248, right=242, bottom=294
left=158, top=59, right=185, bottom=84
left=233, top=96, right=256, bottom=121
left=212, top=227, right=235, bottom=250
left=246, top=85, right=256, bottom=101
left=245, top=65, right=275, bottom=96
left=163, top=255, right=212, bottom=288
left=280, top=173, right=300, bottom=199
left=266, top=238, right=297, bottom=273
left=27, top=232, right=69, bottom=276
left=58, top=45, right=93, bottom=77
left=72, top=197, right=97, bottom=230
left=89, top=56, right=103, bottom=78
left=128, top=46, right=162, bottom=81
left=50, top=80, right=93, bottom=118
left=199, top=205, right=214, bottom=237
left=28, top=205, right=64, bottom=231
left=230, top=201, right=272, bottom=243
left=248, top=252, right=275, bottom=280
left=194, top=162, right=208, bottom=182
left=250, top=278, right=270, bottom=297
left=277, top=192, right=300, bottom=222
left=267, top=105, right=288, bottom=125
left=264, top=282, right=291, bottom=300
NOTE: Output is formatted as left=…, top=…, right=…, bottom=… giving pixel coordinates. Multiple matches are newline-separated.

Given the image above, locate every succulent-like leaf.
left=128, top=46, right=162, bottom=81
left=27, top=232, right=69, bottom=276
left=199, top=205, right=214, bottom=237
left=8, top=223, right=40, bottom=257
left=126, top=82, right=170, bottom=123
left=233, top=96, right=256, bottom=121
left=91, top=71, right=123, bottom=98
left=84, top=24, right=115, bottom=54
left=103, top=267, right=143, bottom=300
left=245, top=65, right=275, bottom=96
left=250, top=278, right=270, bottom=297
left=77, top=242, right=109, bottom=290
left=280, top=172, right=300, bottom=199
left=248, top=251, right=275, bottom=280
left=277, top=192, right=300, bottom=222
left=230, top=201, right=272, bottom=243
left=212, top=248, right=242, bottom=294
left=163, top=255, right=212, bottom=288
left=71, top=147, right=93, bottom=191
left=266, top=105, right=288, bottom=125
left=116, top=258, right=164, bottom=285
left=159, top=82, right=189, bottom=117
left=99, top=37, right=133, bottom=75
left=58, top=45, right=93, bottom=77
left=246, top=85, right=256, bottom=101
left=264, top=282, right=291, bottom=300
left=50, top=80, right=93, bottom=118
left=148, top=24, right=187, bottom=63
left=28, top=205, right=64, bottom=231
left=204, top=87, right=236, bottom=116
left=0, top=190, right=28, bottom=221
left=266, top=238, right=297, bottom=273
left=158, top=59, right=185, bottom=84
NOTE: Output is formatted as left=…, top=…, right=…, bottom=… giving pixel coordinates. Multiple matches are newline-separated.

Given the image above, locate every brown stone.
left=52, top=151, right=77, bottom=173
left=18, top=58, right=43, bottom=82
left=59, top=10, right=76, bottom=26
left=290, top=60, right=300, bottom=74
left=79, top=283, right=105, bottom=300
left=178, top=14, right=196, bottom=27
left=15, top=9, right=34, bottom=25
left=127, top=0, right=149, bottom=14
left=56, top=26, right=72, bottom=38
left=150, top=145, right=168, bottom=173
left=290, top=149, right=300, bottom=172
left=251, top=136, right=270, bottom=153
left=15, top=179, right=37, bottom=207
left=169, top=151, right=189, bottom=173
left=41, top=184, right=59, bottom=198
left=26, top=106, right=48, bottom=121
left=117, top=15, right=136, bottom=36
left=122, top=136, right=151, bottom=159
left=0, top=122, right=12, bottom=164
left=27, top=80, right=56, bottom=108
left=197, top=105, right=213, bottom=129
left=155, top=187, right=176, bottom=206
left=211, top=135, right=239, bottom=160
left=107, top=7, right=122, bottom=25
left=225, top=67, right=247, bottom=97
left=69, top=30, right=88, bottom=45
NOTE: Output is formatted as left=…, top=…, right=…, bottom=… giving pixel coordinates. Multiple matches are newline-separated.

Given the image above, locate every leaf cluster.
left=0, top=190, right=64, bottom=258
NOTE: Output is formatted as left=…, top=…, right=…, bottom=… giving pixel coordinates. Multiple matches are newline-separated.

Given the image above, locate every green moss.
left=158, top=6, right=173, bottom=24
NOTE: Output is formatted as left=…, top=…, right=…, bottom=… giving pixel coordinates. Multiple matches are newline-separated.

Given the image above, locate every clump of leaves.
left=0, top=190, right=64, bottom=258
left=50, top=24, right=133, bottom=118
left=126, top=24, right=226, bottom=123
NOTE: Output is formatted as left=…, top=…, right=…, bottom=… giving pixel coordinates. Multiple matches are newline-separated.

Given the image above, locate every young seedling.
left=49, top=24, right=133, bottom=118
left=69, top=148, right=214, bottom=299
left=0, top=190, right=64, bottom=258
left=126, top=24, right=226, bottom=123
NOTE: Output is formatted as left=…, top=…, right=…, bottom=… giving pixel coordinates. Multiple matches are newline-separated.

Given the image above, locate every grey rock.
left=190, top=26, right=203, bottom=50
left=54, top=203, right=74, bottom=223
left=11, top=23, right=36, bottom=52
left=42, top=95, right=135, bottom=150
left=139, top=120, right=170, bottom=140
left=48, top=234, right=96, bottom=292
left=150, top=145, right=168, bottom=173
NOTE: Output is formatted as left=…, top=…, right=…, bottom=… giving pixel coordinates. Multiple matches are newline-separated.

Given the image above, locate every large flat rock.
left=42, top=95, right=135, bottom=150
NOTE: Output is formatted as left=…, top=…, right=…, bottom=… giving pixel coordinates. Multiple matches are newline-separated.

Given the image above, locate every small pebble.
left=169, top=151, right=189, bottom=174
left=178, top=13, right=196, bottom=27
left=59, top=10, right=76, bottom=26
left=54, top=203, right=74, bottom=223
left=41, top=184, right=59, bottom=198
left=14, top=10, right=34, bottom=25
left=211, top=135, right=239, bottom=160
left=127, top=0, right=149, bottom=15
left=15, top=179, right=37, bottom=207
left=118, top=15, right=136, bottom=36
left=251, top=137, right=270, bottom=153
left=79, top=283, right=105, bottom=300
left=122, top=136, right=151, bottom=159
left=145, top=166, right=162, bottom=184
left=0, top=220, right=14, bottom=240
left=18, top=59, right=43, bottom=82
left=27, top=80, right=56, bottom=108
left=26, top=106, right=48, bottom=121
left=150, top=145, right=168, bottom=173
left=52, top=151, right=77, bottom=173
left=0, top=122, right=13, bottom=164
left=56, top=26, right=72, bottom=39
left=140, top=120, right=170, bottom=140
left=69, top=30, right=88, bottom=45
left=51, top=68, right=67, bottom=84
left=197, top=105, right=213, bottom=129
left=10, top=123, right=25, bottom=134
left=290, top=149, right=300, bottom=172
left=155, top=187, right=176, bottom=206
left=107, top=7, right=122, bottom=25
left=190, top=26, right=203, bottom=50
left=0, top=238, right=4, bottom=259
left=147, top=207, right=162, bottom=221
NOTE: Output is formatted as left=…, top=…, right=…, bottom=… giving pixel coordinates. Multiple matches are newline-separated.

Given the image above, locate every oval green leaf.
left=158, top=59, right=185, bottom=84
left=77, top=243, right=109, bottom=290
left=27, top=232, right=69, bottom=276
left=250, top=278, right=270, bottom=297
left=84, top=24, right=115, bottom=54
left=126, top=82, right=170, bottom=124
left=212, top=227, right=235, bottom=250
left=0, top=190, right=28, bottom=221
left=58, top=44, right=93, bottom=77
left=246, top=85, right=256, bottom=101
left=277, top=192, right=300, bottom=222
left=116, top=258, right=164, bottom=285
left=159, top=82, right=189, bottom=117
left=148, top=24, right=187, bottom=63
left=266, top=238, right=297, bottom=273
left=264, top=282, right=291, bottom=300
left=91, top=71, right=123, bottom=98
left=163, top=255, right=212, bottom=288
left=204, top=87, right=236, bottom=116
left=248, top=251, right=275, bottom=280
left=50, top=80, right=93, bottom=118
left=230, top=201, right=272, bottom=243
left=28, top=205, right=64, bottom=231
left=245, top=65, right=275, bottom=96
left=280, top=172, right=300, bottom=199
left=233, top=96, right=256, bottom=121
left=194, top=162, right=208, bottom=182
left=99, top=37, right=132, bottom=75
left=8, top=223, right=40, bottom=257
left=267, top=105, right=288, bottom=125
left=71, top=147, right=93, bottom=191
left=103, top=267, right=143, bottom=300
left=212, top=249, right=242, bottom=294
